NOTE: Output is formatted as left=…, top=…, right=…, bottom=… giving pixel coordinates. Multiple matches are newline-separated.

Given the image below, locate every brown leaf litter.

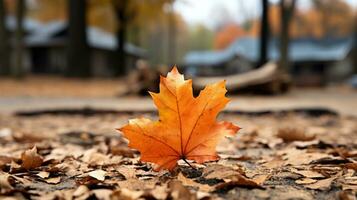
left=0, top=112, right=356, bottom=199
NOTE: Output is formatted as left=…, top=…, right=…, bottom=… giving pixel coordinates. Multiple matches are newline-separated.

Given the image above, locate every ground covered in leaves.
left=0, top=110, right=356, bottom=200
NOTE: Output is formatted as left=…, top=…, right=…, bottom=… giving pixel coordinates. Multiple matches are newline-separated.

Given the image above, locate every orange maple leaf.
left=118, top=67, right=240, bottom=171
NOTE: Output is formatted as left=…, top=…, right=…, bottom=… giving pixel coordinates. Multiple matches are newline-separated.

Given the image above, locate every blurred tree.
left=279, top=0, right=295, bottom=73
left=188, top=24, right=213, bottom=51
left=112, top=0, right=133, bottom=75
left=259, top=0, right=270, bottom=67
left=353, top=15, right=357, bottom=74
left=269, top=4, right=280, bottom=37
left=167, top=2, right=176, bottom=64
left=245, top=19, right=260, bottom=37
left=7, top=0, right=183, bottom=76
left=66, top=0, right=91, bottom=77
left=13, top=0, right=25, bottom=77
left=268, top=0, right=354, bottom=39
left=145, top=10, right=186, bottom=65
left=174, top=14, right=190, bottom=62
left=0, top=0, right=10, bottom=75
left=111, top=0, right=175, bottom=74
left=27, top=0, right=66, bottom=22
left=87, top=0, right=116, bottom=33
left=312, top=0, right=354, bottom=37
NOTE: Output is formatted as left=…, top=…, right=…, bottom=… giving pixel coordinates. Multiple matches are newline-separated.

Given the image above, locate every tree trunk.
left=353, top=15, right=357, bottom=74
left=131, top=24, right=141, bottom=47
left=167, top=4, right=176, bottom=65
left=113, top=0, right=128, bottom=76
left=0, top=0, right=10, bottom=75
left=259, top=0, right=270, bottom=67
left=66, top=0, right=91, bottom=77
left=279, top=0, right=296, bottom=73
left=13, top=0, right=25, bottom=77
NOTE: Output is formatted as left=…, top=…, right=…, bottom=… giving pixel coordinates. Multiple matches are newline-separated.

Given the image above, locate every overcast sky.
left=174, top=0, right=357, bottom=29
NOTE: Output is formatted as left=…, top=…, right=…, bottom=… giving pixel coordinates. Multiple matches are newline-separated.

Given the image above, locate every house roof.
left=86, top=27, right=146, bottom=57
left=184, top=37, right=354, bottom=66
left=6, top=16, right=42, bottom=33
left=6, top=17, right=146, bottom=57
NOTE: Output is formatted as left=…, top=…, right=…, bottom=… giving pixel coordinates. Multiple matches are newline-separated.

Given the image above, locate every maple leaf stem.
left=182, top=158, right=195, bottom=170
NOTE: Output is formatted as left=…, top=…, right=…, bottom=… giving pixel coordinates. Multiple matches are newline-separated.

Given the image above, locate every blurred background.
left=0, top=0, right=356, bottom=114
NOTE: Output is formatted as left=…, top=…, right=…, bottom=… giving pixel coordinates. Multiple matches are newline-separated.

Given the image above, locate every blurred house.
left=6, top=16, right=146, bottom=76
left=184, top=37, right=355, bottom=86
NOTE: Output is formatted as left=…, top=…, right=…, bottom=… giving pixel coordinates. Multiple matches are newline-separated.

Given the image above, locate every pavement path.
left=0, top=89, right=356, bottom=116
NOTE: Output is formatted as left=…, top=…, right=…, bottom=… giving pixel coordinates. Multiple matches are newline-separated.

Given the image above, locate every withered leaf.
left=37, top=171, right=50, bottom=179
left=88, top=169, right=107, bottom=181
left=45, top=177, right=61, bottom=184
left=304, top=177, right=336, bottom=190
left=215, top=173, right=264, bottom=190
left=277, top=127, right=315, bottom=142
left=21, top=146, right=43, bottom=170
left=111, top=188, right=144, bottom=200
left=168, top=180, right=196, bottom=200
left=0, top=155, right=13, bottom=168
left=295, top=178, right=318, bottom=185
left=177, top=173, right=213, bottom=192
left=0, top=172, right=13, bottom=191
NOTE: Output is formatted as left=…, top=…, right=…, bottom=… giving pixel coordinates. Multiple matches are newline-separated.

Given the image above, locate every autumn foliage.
left=213, top=23, right=248, bottom=50
left=119, top=67, right=240, bottom=171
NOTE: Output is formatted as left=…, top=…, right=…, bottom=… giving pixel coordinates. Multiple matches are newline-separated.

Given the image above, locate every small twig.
left=182, top=158, right=195, bottom=170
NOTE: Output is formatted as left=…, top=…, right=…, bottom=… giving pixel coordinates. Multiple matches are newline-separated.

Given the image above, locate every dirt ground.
left=0, top=110, right=356, bottom=199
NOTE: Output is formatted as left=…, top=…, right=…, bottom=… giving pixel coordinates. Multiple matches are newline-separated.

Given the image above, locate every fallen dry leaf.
left=10, top=174, right=32, bottom=187
left=150, top=185, right=169, bottom=200
left=117, top=178, right=158, bottom=191
left=338, top=190, right=356, bottom=200
left=344, top=163, right=357, bottom=171
left=0, top=128, right=11, bottom=137
left=116, top=166, right=137, bottom=179
left=280, top=148, right=330, bottom=166
left=88, top=169, right=107, bottom=181
left=37, top=171, right=50, bottom=179
left=272, top=171, right=302, bottom=180
left=177, top=173, right=213, bottom=192
left=0, top=155, right=13, bottom=168
left=277, top=127, right=315, bottom=142
left=21, top=146, right=43, bottom=170
left=168, top=180, right=196, bottom=200
left=110, top=146, right=135, bottom=158
left=252, top=174, right=270, bottom=185
left=343, top=176, right=357, bottom=185
left=119, top=67, right=240, bottom=171
left=111, top=188, right=144, bottom=200
left=0, top=172, right=13, bottom=191
left=203, top=164, right=245, bottom=180
left=342, top=184, right=357, bottom=191
left=295, top=178, right=318, bottom=185
left=215, top=173, right=264, bottom=190
left=200, top=164, right=265, bottom=189
left=73, top=185, right=91, bottom=198
left=290, top=168, right=325, bottom=178
left=304, top=177, right=336, bottom=190
left=45, top=177, right=61, bottom=184
left=92, top=189, right=113, bottom=200
left=81, top=149, right=109, bottom=166
left=261, top=157, right=285, bottom=168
